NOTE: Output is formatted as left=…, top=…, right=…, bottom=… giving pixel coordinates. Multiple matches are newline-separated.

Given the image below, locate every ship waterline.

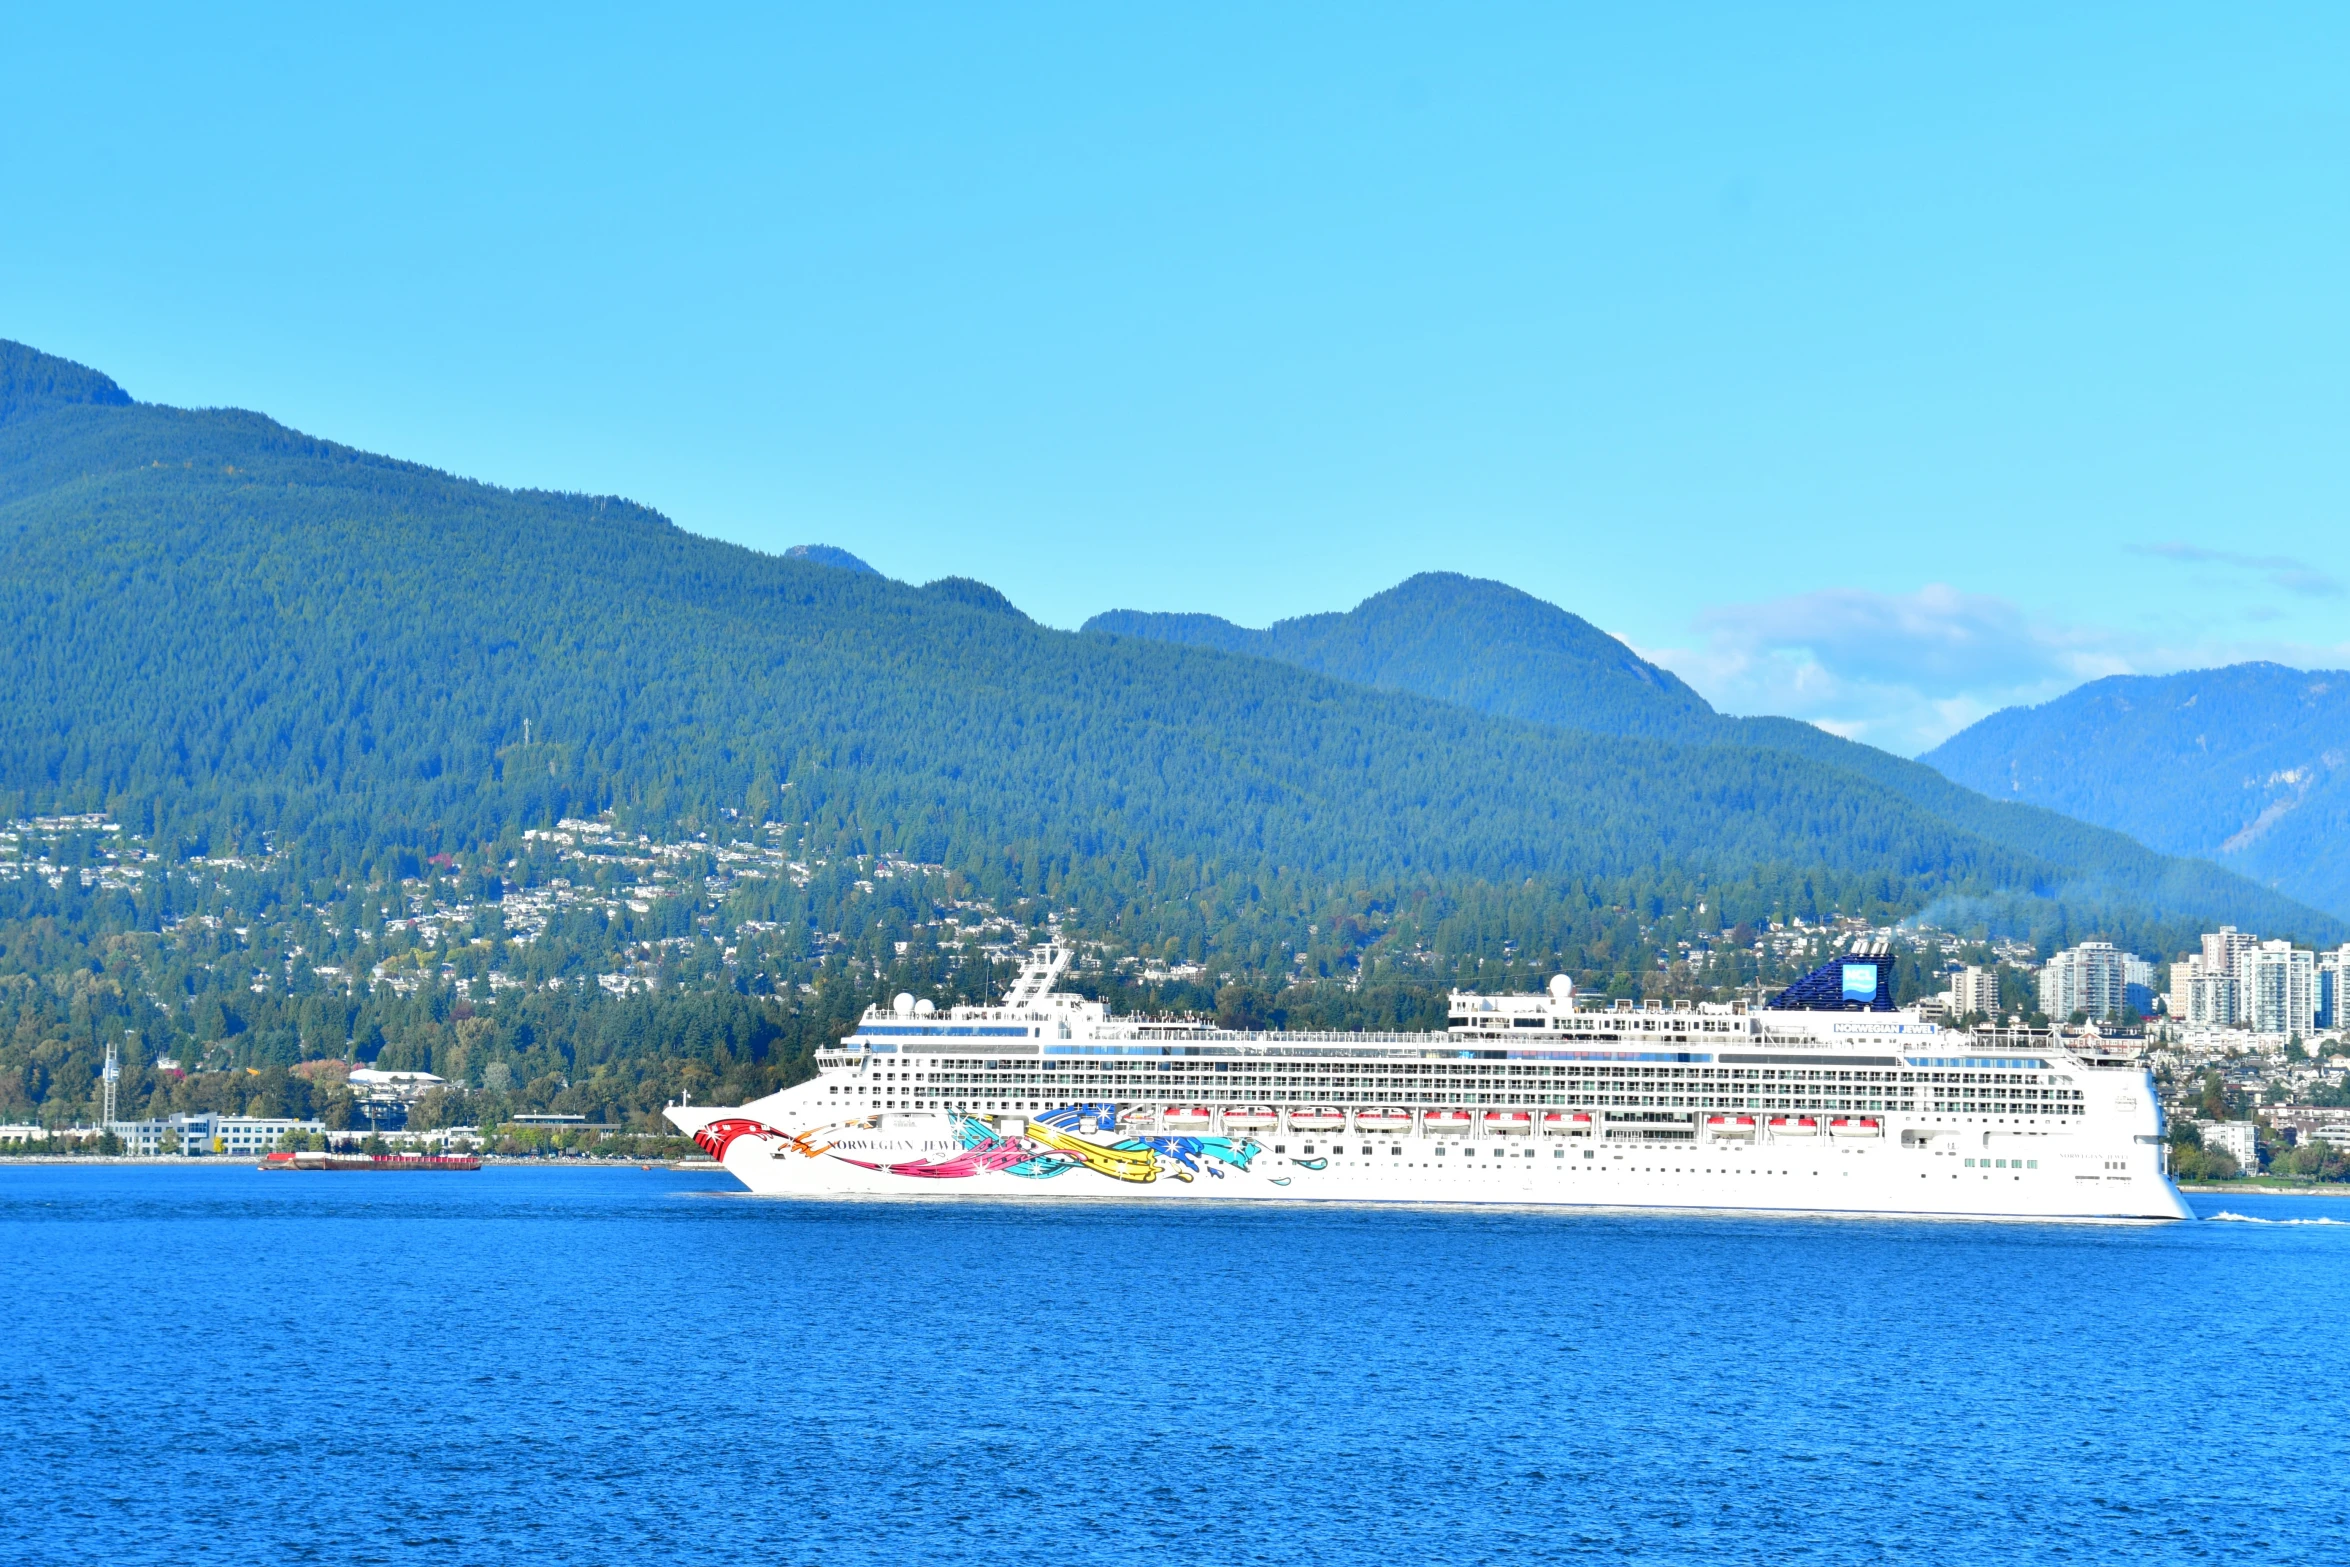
left=665, top=947, right=2190, bottom=1221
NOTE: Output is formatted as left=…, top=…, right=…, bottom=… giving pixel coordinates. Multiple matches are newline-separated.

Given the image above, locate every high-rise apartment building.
left=2203, top=926, right=2259, bottom=977
left=2318, top=945, right=2350, bottom=1030
left=2039, top=941, right=2131, bottom=1022
left=2173, top=928, right=2261, bottom=1027
left=1944, top=964, right=1999, bottom=1018
left=2239, top=940, right=2317, bottom=1039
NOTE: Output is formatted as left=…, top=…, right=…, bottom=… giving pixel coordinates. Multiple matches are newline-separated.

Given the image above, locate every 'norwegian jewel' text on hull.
left=664, top=947, right=2189, bottom=1222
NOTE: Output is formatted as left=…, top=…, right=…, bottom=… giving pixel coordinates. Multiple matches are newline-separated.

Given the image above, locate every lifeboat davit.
left=1829, top=1117, right=1882, bottom=1138
left=1223, top=1106, right=1278, bottom=1131
left=1705, top=1114, right=1756, bottom=1139
left=1290, top=1108, right=1346, bottom=1132
left=1483, top=1111, right=1534, bottom=1135
left=1355, top=1109, right=1412, bottom=1133
left=1769, top=1116, right=1820, bottom=1137
left=1424, top=1109, right=1474, bottom=1133
left=1162, top=1106, right=1213, bottom=1131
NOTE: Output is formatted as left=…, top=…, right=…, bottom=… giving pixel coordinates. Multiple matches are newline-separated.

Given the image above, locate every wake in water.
left=2206, top=1210, right=2350, bottom=1225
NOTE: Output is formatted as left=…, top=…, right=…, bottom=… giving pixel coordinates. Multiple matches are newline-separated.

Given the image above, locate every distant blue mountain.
left=1924, top=664, right=2350, bottom=920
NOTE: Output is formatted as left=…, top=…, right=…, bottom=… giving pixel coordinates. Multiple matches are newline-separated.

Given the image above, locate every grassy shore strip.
left=2179, top=1183, right=2350, bottom=1195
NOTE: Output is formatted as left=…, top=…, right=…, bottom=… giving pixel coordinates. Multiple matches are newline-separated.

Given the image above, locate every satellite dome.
left=893, top=993, right=916, bottom=1018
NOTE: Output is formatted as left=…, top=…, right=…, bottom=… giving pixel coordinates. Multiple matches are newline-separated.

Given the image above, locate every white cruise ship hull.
left=665, top=946, right=2192, bottom=1223
left=665, top=1099, right=2190, bottom=1222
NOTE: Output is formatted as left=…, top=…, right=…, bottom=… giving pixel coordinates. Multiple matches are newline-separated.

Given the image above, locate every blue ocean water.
left=3, top=1167, right=2345, bottom=1565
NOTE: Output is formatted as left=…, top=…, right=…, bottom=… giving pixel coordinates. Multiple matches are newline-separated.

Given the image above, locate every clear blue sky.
left=7, top=4, right=2347, bottom=753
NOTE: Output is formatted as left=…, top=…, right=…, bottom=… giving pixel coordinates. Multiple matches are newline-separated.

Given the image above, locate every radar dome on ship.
left=1547, top=975, right=1574, bottom=1002
left=893, top=993, right=916, bottom=1017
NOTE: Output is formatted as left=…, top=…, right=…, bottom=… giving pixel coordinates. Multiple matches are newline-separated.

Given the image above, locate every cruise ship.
left=664, top=945, right=2189, bottom=1221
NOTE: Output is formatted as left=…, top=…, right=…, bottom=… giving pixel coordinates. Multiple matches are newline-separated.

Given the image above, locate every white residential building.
left=2186, top=965, right=2240, bottom=1028
left=2173, top=927, right=2264, bottom=1027
left=2039, top=941, right=2131, bottom=1022
left=2202, top=1120, right=2259, bottom=1171
left=1944, top=964, right=1999, bottom=1018
left=2204, top=926, right=2259, bottom=978
left=2238, top=940, right=2317, bottom=1040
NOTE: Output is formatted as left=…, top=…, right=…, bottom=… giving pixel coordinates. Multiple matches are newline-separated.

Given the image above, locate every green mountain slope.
left=1089, top=574, right=2338, bottom=946
left=1089, top=573, right=1721, bottom=741
left=1924, top=665, right=2350, bottom=920
left=0, top=340, right=2333, bottom=963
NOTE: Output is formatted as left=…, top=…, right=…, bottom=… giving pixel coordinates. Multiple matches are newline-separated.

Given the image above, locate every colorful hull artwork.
left=692, top=1105, right=1289, bottom=1190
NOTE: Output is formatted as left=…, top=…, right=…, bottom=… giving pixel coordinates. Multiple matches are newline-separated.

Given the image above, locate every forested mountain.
left=1088, top=575, right=2327, bottom=943
left=0, top=338, right=2337, bottom=1133
left=1087, top=573, right=1721, bottom=740
left=1925, top=664, right=2350, bottom=920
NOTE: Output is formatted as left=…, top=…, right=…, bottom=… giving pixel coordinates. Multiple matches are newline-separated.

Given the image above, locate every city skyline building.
left=2040, top=940, right=2131, bottom=1023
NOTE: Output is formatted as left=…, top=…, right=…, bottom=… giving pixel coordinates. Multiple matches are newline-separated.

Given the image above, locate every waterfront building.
left=2040, top=941, right=2131, bottom=1022
left=2202, top=1120, right=2259, bottom=1171
left=110, top=1113, right=326, bottom=1156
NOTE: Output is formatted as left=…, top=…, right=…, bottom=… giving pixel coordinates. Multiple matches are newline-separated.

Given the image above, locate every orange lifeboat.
left=1289, top=1108, right=1346, bottom=1132
left=1769, top=1116, right=1820, bottom=1137
left=1222, top=1106, right=1278, bottom=1131
left=1829, top=1117, right=1882, bottom=1138
left=1705, top=1114, right=1756, bottom=1140
left=1483, top=1111, right=1534, bottom=1135
left=1163, top=1106, right=1213, bottom=1132
left=1355, top=1109, right=1412, bottom=1133
left=1424, top=1109, right=1474, bottom=1134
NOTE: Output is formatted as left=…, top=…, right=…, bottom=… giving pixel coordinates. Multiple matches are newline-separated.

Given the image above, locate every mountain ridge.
left=1089, top=573, right=2317, bottom=941
left=0, top=338, right=2335, bottom=961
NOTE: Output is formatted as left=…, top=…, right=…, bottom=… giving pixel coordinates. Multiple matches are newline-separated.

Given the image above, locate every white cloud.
left=1631, top=583, right=2350, bottom=757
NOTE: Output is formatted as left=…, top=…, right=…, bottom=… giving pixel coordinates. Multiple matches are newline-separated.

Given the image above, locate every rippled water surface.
left=4, top=1165, right=2346, bottom=1565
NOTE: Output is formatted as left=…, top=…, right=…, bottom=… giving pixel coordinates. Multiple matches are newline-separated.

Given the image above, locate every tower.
left=101, top=1040, right=120, bottom=1130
